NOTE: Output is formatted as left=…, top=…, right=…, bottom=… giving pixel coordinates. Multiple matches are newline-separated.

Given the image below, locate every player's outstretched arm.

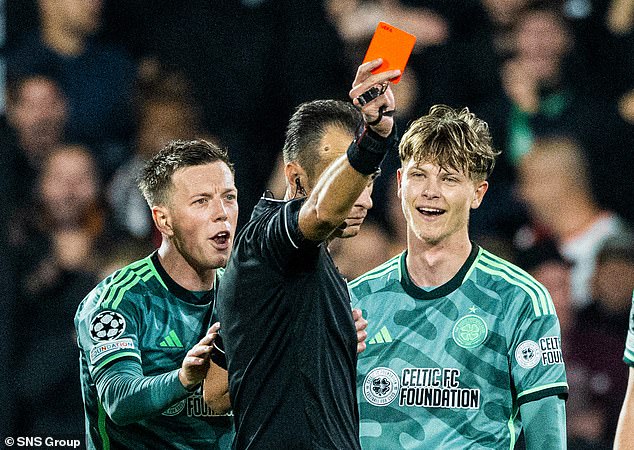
left=615, top=367, right=634, bottom=450
left=520, top=396, right=567, bottom=450
left=353, top=308, right=368, bottom=354
left=95, top=323, right=220, bottom=425
left=298, top=59, right=399, bottom=242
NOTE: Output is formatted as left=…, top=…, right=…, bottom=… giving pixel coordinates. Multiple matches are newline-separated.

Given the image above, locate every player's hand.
left=349, top=58, right=399, bottom=138
left=179, top=322, right=221, bottom=390
left=353, top=308, right=368, bottom=354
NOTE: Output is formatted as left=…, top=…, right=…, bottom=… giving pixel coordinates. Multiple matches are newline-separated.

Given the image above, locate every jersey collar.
left=400, top=243, right=480, bottom=300
left=150, top=251, right=215, bottom=305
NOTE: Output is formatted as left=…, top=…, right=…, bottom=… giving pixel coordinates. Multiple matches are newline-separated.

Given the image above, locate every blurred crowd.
left=0, top=0, right=633, bottom=448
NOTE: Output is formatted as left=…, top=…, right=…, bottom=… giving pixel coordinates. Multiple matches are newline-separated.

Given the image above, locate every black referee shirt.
left=217, top=197, right=361, bottom=450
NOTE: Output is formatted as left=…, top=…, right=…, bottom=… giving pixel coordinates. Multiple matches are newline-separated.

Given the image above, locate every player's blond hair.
left=399, top=105, right=500, bottom=181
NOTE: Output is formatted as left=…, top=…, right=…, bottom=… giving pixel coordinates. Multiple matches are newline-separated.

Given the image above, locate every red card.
left=362, top=22, right=416, bottom=84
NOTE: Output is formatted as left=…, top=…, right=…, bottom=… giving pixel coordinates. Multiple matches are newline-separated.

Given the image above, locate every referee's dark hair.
left=282, top=100, right=362, bottom=178
left=138, top=138, right=234, bottom=207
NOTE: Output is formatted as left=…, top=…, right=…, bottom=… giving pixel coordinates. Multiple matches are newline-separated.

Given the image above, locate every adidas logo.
left=159, top=330, right=184, bottom=348
left=368, top=326, right=393, bottom=345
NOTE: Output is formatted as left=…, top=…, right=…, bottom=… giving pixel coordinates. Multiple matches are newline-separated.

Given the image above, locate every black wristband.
left=346, top=125, right=399, bottom=175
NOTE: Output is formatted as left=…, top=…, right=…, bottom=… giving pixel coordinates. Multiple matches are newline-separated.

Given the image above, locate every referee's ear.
left=152, top=205, right=174, bottom=237
left=284, top=162, right=309, bottom=198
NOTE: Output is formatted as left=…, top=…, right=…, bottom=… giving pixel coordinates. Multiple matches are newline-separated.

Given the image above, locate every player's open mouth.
left=211, top=231, right=231, bottom=248
left=417, top=207, right=445, bottom=216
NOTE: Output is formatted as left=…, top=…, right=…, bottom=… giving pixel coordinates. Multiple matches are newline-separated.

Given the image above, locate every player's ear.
left=396, top=168, right=403, bottom=199
left=152, top=205, right=174, bottom=236
left=470, top=180, right=489, bottom=210
left=284, top=162, right=309, bottom=198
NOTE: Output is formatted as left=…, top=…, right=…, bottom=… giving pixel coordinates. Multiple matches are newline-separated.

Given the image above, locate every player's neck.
left=405, top=233, right=472, bottom=288
left=157, top=242, right=216, bottom=291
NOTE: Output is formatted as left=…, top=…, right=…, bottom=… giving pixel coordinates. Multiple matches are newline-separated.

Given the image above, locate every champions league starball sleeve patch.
left=89, top=310, right=127, bottom=342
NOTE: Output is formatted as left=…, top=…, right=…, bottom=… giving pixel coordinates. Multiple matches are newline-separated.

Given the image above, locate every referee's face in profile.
left=165, top=161, right=238, bottom=271
left=309, top=125, right=374, bottom=239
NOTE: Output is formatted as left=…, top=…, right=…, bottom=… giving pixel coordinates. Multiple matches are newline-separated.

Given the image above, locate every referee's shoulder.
left=348, top=253, right=403, bottom=297
left=474, top=248, right=556, bottom=318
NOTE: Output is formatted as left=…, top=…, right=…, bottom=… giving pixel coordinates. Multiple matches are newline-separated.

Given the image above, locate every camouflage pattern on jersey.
left=350, top=247, right=568, bottom=450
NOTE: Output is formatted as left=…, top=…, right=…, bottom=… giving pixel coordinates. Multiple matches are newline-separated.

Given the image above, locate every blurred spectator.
left=483, top=4, right=617, bottom=166
left=8, top=144, right=128, bottom=280
left=478, top=3, right=633, bottom=222
left=563, top=0, right=634, bottom=100
left=517, top=136, right=631, bottom=309
left=138, top=0, right=349, bottom=225
left=579, top=235, right=634, bottom=332
left=566, top=235, right=634, bottom=446
left=480, top=0, right=534, bottom=57
left=605, top=0, right=634, bottom=36
left=107, top=63, right=204, bottom=242
left=516, top=238, right=623, bottom=449
left=6, top=144, right=145, bottom=436
left=7, top=0, right=137, bottom=177
left=5, top=74, right=67, bottom=170
left=603, top=0, right=634, bottom=133
left=480, top=3, right=580, bottom=168
left=2, top=74, right=68, bottom=206
left=330, top=220, right=393, bottom=280
left=7, top=144, right=117, bottom=435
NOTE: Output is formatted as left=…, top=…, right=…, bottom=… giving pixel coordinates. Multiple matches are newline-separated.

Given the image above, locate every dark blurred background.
left=1, top=0, right=633, bottom=447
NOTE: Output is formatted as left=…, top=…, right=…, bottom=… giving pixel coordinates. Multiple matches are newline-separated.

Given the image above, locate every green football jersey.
left=75, top=254, right=233, bottom=449
left=625, top=291, right=634, bottom=367
left=350, top=246, right=568, bottom=450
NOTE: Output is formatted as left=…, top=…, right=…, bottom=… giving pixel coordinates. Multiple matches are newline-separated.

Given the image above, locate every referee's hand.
left=349, top=58, right=399, bottom=138
left=179, top=322, right=221, bottom=391
left=353, top=308, right=368, bottom=354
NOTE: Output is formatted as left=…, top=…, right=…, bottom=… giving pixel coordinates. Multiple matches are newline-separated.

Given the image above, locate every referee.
left=216, top=59, right=399, bottom=449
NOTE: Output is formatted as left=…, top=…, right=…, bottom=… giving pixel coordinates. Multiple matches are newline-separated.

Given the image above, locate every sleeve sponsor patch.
left=89, top=338, right=135, bottom=365
left=89, top=310, right=126, bottom=342
left=515, top=336, right=563, bottom=369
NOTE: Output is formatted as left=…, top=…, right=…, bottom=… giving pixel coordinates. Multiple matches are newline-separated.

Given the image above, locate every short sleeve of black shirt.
left=255, top=197, right=321, bottom=269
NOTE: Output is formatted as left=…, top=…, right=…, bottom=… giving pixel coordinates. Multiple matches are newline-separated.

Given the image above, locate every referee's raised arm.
left=297, top=59, right=400, bottom=242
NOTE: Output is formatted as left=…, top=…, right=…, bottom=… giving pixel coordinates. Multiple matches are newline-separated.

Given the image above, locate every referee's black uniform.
left=217, top=196, right=361, bottom=450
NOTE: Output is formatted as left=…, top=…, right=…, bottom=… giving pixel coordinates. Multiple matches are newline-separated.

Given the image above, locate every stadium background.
left=1, top=0, right=632, bottom=448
